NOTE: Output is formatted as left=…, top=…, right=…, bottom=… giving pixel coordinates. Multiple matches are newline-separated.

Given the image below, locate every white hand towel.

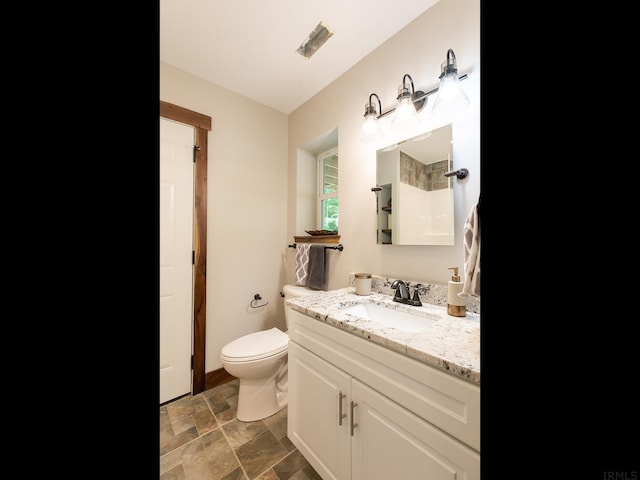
left=460, top=200, right=480, bottom=298
left=295, top=244, right=311, bottom=286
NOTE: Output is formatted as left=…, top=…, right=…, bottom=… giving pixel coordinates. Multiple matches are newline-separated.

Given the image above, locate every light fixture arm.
left=365, top=93, right=382, bottom=117
left=400, top=74, right=415, bottom=99
left=441, top=49, right=458, bottom=78
left=395, top=73, right=426, bottom=114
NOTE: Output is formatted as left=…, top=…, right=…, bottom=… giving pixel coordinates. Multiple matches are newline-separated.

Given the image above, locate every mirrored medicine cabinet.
left=375, top=123, right=454, bottom=245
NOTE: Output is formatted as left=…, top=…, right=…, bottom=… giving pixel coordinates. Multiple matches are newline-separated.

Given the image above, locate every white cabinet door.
left=288, top=341, right=351, bottom=480
left=351, top=379, right=480, bottom=480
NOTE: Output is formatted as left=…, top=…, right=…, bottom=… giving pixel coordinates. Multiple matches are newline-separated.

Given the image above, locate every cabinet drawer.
left=289, top=309, right=480, bottom=451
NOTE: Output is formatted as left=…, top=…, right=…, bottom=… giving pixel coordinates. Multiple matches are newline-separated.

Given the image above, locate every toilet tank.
left=283, top=285, right=315, bottom=329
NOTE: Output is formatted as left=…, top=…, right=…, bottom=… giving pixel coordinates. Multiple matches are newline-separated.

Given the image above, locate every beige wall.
left=161, top=63, right=290, bottom=372
left=287, top=0, right=480, bottom=291
left=160, top=0, right=480, bottom=372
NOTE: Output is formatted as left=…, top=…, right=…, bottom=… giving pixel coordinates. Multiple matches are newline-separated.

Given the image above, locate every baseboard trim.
left=206, top=367, right=236, bottom=390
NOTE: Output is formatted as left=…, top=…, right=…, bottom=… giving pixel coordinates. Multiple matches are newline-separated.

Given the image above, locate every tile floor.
left=160, top=379, right=322, bottom=480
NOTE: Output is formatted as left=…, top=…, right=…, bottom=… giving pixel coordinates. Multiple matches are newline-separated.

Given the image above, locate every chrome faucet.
left=390, top=279, right=410, bottom=304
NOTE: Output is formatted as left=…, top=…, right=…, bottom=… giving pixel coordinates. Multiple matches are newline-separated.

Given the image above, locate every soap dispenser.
left=447, top=267, right=466, bottom=317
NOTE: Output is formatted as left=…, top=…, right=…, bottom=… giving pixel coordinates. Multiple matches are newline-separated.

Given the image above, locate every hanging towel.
left=307, top=244, right=328, bottom=290
left=460, top=199, right=480, bottom=298
left=295, top=244, right=311, bottom=286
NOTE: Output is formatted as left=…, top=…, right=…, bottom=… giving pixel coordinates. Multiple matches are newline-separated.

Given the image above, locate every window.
left=317, top=147, right=338, bottom=230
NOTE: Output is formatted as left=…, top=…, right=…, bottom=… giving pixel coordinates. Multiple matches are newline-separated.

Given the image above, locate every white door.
left=160, top=117, right=195, bottom=404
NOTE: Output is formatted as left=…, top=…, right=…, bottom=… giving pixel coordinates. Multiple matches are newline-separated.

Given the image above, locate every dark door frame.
left=160, top=100, right=210, bottom=395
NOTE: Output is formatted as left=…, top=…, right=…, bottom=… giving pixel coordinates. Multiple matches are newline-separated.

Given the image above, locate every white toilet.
left=220, top=284, right=314, bottom=422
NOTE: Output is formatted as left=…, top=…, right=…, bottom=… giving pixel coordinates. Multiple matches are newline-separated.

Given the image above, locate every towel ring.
left=250, top=293, right=268, bottom=308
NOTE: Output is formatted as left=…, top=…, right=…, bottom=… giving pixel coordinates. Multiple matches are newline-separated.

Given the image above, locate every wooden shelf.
left=294, top=235, right=341, bottom=243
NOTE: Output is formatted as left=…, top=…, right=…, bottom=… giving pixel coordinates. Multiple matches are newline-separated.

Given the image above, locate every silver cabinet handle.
left=338, top=391, right=346, bottom=425
left=350, top=401, right=358, bottom=436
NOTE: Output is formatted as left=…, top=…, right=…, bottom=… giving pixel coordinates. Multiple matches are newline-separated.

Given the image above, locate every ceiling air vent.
left=296, top=21, right=334, bottom=59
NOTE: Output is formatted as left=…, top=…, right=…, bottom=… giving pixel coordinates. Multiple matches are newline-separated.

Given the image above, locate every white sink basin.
left=340, top=302, right=436, bottom=332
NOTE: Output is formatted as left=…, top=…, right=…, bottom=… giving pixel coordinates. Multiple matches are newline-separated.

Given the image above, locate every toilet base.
left=236, top=379, right=286, bottom=422
left=235, top=361, right=288, bottom=422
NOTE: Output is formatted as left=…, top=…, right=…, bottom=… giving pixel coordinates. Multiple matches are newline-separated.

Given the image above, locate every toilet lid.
left=221, top=327, right=288, bottom=362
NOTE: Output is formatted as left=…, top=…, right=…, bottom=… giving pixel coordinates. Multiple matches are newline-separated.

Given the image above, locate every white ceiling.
left=160, top=0, right=441, bottom=115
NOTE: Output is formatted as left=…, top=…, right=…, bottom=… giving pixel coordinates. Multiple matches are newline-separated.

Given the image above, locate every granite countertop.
left=287, top=287, right=480, bottom=385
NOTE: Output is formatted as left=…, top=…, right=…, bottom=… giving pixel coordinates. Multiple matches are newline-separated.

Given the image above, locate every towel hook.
left=444, top=168, right=468, bottom=179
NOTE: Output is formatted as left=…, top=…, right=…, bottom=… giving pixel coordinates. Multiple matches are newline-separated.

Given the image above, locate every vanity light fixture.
left=431, top=49, right=470, bottom=116
left=360, top=93, right=385, bottom=142
left=390, top=74, right=423, bottom=132
left=359, top=48, right=469, bottom=142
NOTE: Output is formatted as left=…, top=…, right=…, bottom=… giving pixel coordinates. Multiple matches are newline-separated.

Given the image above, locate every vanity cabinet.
left=287, top=309, right=480, bottom=480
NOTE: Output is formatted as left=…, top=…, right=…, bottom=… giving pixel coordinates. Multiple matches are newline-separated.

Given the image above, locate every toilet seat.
left=221, top=327, right=288, bottom=362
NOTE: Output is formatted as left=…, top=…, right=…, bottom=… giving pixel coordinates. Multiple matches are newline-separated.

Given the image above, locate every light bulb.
left=391, top=96, right=419, bottom=131
left=432, top=50, right=470, bottom=117
left=391, top=83, right=420, bottom=132
left=395, top=97, right=416, bottom=120
left=360, top=111, right=384, bottom=142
